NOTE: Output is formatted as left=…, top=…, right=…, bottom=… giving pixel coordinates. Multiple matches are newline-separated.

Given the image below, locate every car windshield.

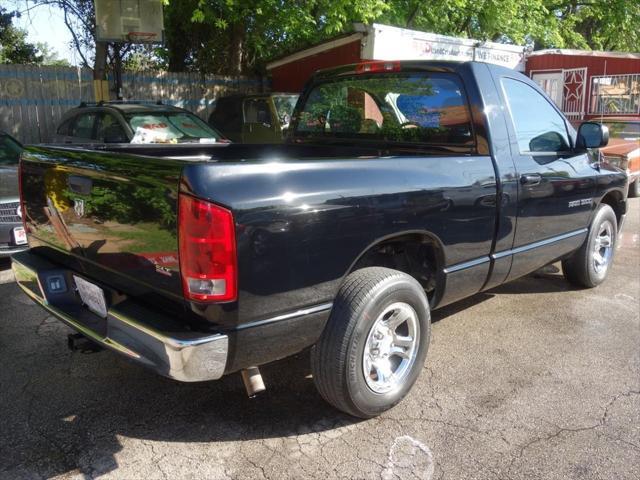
left=0, top=134, right=23, bottom=166
left=125, top=112, right=222, bottom=143
left=273, top=95, right=299, bottom=126
left=293, top=72, right=473, bottom=146
left=603, top=121, right=640, bottom=141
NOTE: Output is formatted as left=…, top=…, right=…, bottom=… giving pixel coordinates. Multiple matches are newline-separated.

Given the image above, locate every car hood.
left=0, top=165, right=19, bottom=200
left=601, top=138, right=640, bottom=158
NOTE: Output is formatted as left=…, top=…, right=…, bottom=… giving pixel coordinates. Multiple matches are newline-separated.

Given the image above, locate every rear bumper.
left=11, top=251, right=228, bottom=382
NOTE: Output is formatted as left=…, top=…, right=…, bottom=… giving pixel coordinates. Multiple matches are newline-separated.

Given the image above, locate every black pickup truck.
left=12, top=61, right=628, bottom=418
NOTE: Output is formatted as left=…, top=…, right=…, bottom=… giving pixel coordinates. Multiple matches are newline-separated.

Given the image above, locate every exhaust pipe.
left=241, top=366, right=266, bottom=397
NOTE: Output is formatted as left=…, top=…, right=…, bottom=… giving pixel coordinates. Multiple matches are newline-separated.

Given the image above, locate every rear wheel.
left=562, top=204, right=617, bottom=288
left=311, top=267, right=431, bottom=418
left=629, top=179, right=639, bottom=198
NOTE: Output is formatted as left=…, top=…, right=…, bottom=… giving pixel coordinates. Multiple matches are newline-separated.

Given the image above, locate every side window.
left=0, top=135, right=22, bottom=165
left=211, top=99, right=242, bottom=131
left=502, top=78, right=570, bottom=153
left=70, top=113, right=98, bottom=140
left=244, top=99, right=271, bottom=125
left=96, top=113, right=127, bottom=142
left=57, top=118, right=73, bottom=136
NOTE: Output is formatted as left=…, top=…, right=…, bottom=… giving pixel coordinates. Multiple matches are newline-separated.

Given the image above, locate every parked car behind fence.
left=208, top=93, right=299, bottom=143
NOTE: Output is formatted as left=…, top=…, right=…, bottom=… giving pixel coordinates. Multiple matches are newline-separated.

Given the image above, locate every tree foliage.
left=0, top=6, right=43, bottom=64
left=163, top=0, right=389, bottom=74
left=379, top=0, right=639, bottom=52
left=160, top=0, right=640, bottom=75
left=0, top=6, right=73, bottom=65
left=7, top=1, right=640, bottom=75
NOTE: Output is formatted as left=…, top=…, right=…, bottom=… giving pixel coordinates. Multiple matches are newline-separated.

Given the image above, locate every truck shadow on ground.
left=0, top=268, right=574, bottom=479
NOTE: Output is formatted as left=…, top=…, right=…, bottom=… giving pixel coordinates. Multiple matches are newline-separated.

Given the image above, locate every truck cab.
left=11, top=61, right=628, bottom=418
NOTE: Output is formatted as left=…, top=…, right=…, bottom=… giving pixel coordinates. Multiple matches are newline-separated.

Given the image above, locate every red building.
left=266, top=23, right=526, bottom=93
left=526, top=49, right=640, bottom=122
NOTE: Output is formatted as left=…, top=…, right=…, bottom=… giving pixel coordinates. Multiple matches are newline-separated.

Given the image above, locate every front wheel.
left=311, top=267, right=431, bottom=418
left=562, top=203, right=617, bottom=288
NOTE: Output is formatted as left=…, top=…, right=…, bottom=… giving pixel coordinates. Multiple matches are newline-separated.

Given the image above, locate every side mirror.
left=577, top=122, right=609, bottom=149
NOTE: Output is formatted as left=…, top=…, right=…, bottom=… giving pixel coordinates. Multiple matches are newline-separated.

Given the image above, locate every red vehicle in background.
left=599, top=117, right=640, bottom=197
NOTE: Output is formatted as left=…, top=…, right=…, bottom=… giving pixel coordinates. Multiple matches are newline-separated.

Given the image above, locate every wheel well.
left=599, top=191, right=624, bottom=226
left=350, top=233, right=443, bottom=303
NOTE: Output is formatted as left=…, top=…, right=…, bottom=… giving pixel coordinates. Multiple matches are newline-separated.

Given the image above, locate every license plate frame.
left=13, top=226, right=27, bottom=245
left=73, top=275, right=108, bottom=318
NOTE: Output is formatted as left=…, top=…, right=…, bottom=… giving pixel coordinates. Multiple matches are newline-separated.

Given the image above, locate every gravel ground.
left=0, top=199, right=638, bottom=480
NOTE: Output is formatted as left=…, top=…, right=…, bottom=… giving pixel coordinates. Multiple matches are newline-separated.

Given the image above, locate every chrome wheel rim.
left=363, top=302, right=420, bottom=394
left=593, top=220, right=614, bottom=274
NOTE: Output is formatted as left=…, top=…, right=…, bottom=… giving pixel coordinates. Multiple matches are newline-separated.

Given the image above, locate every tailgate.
left=20, top=146, right=186, bottom=300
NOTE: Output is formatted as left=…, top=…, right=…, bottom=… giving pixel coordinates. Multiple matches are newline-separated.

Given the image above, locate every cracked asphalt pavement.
left=1, top=199, right=638, bottom=480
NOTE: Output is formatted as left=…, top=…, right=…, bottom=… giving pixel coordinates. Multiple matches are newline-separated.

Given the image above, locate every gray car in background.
left=0, top=132, right=27, bottom=257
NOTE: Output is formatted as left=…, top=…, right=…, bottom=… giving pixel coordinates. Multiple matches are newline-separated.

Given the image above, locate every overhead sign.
left=359, top=24, right=526, bottom=71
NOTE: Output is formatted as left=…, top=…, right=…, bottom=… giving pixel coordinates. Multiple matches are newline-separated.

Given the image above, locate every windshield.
left=0, top=134, right=22, bottom=166
left=603, top=121, right=640, bottom=141
left=273, top=95, right=299, bottom=127
left=126, top=112, right=222, bottom=143
left=293, top=72, right=473, bottom=146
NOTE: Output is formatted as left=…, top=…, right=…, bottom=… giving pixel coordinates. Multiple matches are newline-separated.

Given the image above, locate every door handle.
left=520, top=173, right=542, bottom=186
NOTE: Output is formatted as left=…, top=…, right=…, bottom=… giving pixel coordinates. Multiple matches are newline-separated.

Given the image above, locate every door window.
left=502, top=78, right=570, bottom=153
left=56, top=118, right=73, bottom=136
left=70, top=113, right=98, bottom=140
left=244, top=99, right=271, bottom=125
left=96, top=113, right=128, bottom=142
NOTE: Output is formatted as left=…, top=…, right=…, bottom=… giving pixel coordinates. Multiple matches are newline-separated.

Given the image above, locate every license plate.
left=13, top=226, right=27, bottom=245
left=74, top=276, right=108, bottom=318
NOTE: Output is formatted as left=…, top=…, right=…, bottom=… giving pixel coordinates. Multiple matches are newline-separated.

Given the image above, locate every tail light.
left=178, top=194, right=237, bottom=302
left=356, top=61, right=401, bottom=74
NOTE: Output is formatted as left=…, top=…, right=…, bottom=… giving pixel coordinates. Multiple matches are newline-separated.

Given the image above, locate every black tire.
left=562, top=203, right=617, bottom=288
left=629, top=179, right=639, bottom=198
left=311, top=267, right=431, bottom=418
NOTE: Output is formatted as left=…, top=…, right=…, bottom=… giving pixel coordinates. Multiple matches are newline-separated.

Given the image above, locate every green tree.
left=161, top=0, right=639, bottom=76
left=550, top=0, right=640, bottom=51
left=381, top=0, right=639, bottom=51
left=163, top=0, right=389, bottom=74
left=36, top=42, right=71, bottom=66
left=0, top=6, right=42, bottom=64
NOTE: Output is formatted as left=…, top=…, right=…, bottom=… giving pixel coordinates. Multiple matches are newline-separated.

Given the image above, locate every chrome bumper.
left=11, top=251, right=228, bottom=382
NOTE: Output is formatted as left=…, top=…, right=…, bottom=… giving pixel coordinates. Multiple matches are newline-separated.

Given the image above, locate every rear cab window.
left=293, top=72, right=474, bottom=148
